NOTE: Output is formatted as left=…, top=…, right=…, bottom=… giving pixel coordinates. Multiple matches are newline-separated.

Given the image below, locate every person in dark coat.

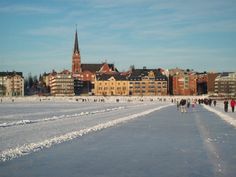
left=187, top=99, right=191, bottom=109
left=213, top=100, right=217, bottom=106
left=180, top=99, right=187, bottom=113
left=224, top=100, right=229, bottom=112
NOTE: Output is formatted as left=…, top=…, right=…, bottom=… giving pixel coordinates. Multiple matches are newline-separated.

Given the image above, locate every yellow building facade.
left=129, top=70, right=168, bottom=96
left=94, top=69, right=168, bottom=96
left=94, top=74, right=129, bottom=96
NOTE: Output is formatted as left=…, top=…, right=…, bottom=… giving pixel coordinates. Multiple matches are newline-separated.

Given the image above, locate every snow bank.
left=0, top=95, right=208, bottom=103
left=0, top=106, right=125, bottom=128
left=0, top=104, right=171, bottom=162
left=203, top=105, right=236, bottom=128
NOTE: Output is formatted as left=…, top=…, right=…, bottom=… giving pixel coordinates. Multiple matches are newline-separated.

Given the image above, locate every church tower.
left=72, top=29, right=81, bottom=75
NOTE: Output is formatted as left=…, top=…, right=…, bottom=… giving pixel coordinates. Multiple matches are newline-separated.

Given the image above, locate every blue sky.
left=0, top=0, right=236, bottom=76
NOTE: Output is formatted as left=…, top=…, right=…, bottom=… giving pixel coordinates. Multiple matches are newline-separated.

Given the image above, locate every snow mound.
left=0, top=106, right=125, bottom=128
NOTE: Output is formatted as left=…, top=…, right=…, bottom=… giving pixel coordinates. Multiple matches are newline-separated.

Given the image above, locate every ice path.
left=201, top=104, right=236, bottom=176
left=0, top=104, right=171, bottom=162
left=195, top=114, right=225, bottom=175
left=203, top=105, right=236, bottom=128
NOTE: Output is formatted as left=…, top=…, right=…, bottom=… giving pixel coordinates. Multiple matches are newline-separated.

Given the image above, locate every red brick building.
left=172, top=71, right=197, bottom=95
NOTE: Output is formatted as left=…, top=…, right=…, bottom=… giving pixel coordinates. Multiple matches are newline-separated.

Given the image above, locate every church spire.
left=73, top=28, right=80, bottom=54
left=72, top=26, right=81, bottom=74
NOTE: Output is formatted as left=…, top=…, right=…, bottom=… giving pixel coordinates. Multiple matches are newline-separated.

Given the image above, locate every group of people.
left=224, top=99, right=236, bottom=112
left=177, top=98, right=196, bottom=113
left=176, top=98, right=236, bottom=114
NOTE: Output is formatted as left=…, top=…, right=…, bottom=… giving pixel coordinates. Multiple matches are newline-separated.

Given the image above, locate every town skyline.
left=1, top=0, right=236, bottom=76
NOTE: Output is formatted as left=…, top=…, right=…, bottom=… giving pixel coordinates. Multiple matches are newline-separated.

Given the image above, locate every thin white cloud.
left=27, top=26, right=72, bottom=36
left=0, top=4, right=59, bottom=14
left=87, top=0, right=151, bottom=8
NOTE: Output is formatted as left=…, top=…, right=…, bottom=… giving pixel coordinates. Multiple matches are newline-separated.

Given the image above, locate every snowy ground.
left=203, top=101, right=236, bottom=128
left=1, top=96, right=236, bottom=177
left=0, top=96, right=174, bottom=162
left=0, top=100, right=236, bottom=177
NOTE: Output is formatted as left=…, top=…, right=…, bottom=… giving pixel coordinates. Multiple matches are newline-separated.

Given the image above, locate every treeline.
left=24, top=73, right=50, bottom=96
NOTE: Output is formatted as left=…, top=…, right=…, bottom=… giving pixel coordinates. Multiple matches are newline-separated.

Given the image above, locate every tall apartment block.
left=49, top=70, right=74, bottom=96
left=215, top=72, right=236, bottom=97
left=0, top=72, right=24, bottom=96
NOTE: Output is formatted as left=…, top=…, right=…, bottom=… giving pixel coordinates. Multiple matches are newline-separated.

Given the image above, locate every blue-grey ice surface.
left=1, top=104, right=236, bottom=177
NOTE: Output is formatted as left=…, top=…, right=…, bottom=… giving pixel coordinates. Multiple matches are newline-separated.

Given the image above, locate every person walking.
left=213, top=100, right=217, bottom=106
left=224, top=100, right=229, bottom=112
left=180, top=99, right=187, bottom=113
left=187, top=99, right=191, bottom=109
left=230, top=99, right=236, bottom=112
left=177, top=101, right=180, bottom=110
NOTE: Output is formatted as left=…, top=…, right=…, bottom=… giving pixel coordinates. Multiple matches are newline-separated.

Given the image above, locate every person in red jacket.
left=230, top=99, right=236, bottom=112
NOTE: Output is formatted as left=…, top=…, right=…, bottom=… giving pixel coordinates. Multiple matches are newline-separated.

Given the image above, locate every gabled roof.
left=60, top=70, right=71, bottom=75
left=129, top=69, right=168, bottom=81
left=96, top=73, right=128, bottom=81
left=0, top=71, right=23, bottom=77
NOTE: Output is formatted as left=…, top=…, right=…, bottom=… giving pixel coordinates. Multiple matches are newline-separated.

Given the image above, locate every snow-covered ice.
left=0, top=96, right=173, bottom=162
left=2, top=95, right=231, bottom=163
left=1, top=100, right=236, bottom=177
left=203, top=102, right=236, bottom=128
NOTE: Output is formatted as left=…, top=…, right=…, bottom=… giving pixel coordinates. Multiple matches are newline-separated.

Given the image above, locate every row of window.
left=50, top=79, right=74, bottom=82
left=133, top=90, right=163, bottom=93
left=97, top=87, right=127, bottom=90
left=98, top=82, right=127, bottom=85
left=51, top=90, right=74, bottom=93
left=130, top=82, right=167, bottom=85
left=96, top=92, right=127, bottom=95
left=130, top=86, right=167, bottom=89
